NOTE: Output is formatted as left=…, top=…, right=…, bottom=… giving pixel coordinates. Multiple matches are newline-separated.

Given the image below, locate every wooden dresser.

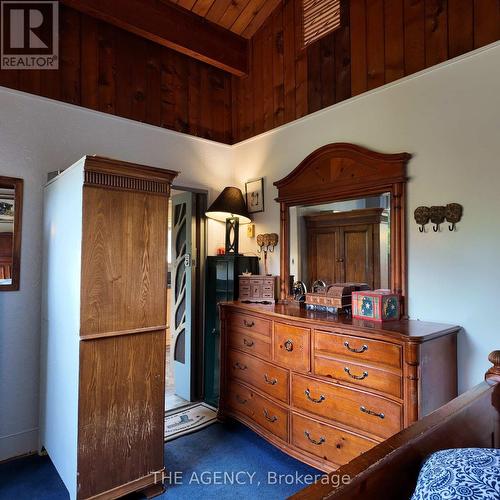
left=219, top=302, right=459, bottom=472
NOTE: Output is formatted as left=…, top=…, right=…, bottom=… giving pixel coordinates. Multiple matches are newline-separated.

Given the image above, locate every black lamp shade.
left=205, top=187, right=251, bottom=224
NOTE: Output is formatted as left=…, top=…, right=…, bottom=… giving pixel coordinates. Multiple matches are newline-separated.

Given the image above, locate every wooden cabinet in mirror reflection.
left=305, top=208, right=389, bottom=290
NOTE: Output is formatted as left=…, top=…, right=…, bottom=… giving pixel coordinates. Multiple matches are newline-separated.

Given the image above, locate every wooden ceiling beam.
left=61, top=0, right=248, bottom=76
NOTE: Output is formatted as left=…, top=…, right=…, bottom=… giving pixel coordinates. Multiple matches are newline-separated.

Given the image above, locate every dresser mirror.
left=0, top=176, right=23, bottom=291
left=274, top=143, right=411, bottom=312
left=289, top=193, right=391, bottom=291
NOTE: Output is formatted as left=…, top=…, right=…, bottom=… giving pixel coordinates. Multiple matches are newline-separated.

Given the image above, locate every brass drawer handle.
left=344, top=367, right=369, bottom=380
left=264, top=374, right=277, bottom=385
left=234, top=362, right=247, bottom=370
left=360, top=406, right=385, bottom=419
left=284, top=339, right=294, bottom=352
left=263, top=409, right=278, bottom=423
left=344, top=341, right=368, bottom=353
left=236, top=395, right=247, bottom=405
left=304, top=430, right=325, bottom=445
left=243, top=338, right=254, bottom=347
left=305, top=388, right=326, bottom=404
left=243, top=320, right=255, bottom=327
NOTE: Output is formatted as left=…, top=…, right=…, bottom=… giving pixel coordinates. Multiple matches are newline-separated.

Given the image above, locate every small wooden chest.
left=305, top=283, right=370, bottom=312
left=239, top=275, right=278, bottom=303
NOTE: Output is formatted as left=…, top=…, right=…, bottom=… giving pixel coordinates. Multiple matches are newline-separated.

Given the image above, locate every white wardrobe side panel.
left=40, top=161, right=84, bottom=500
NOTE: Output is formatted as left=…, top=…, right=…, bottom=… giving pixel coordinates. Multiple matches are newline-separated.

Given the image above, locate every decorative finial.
left=485, top=350, right=500, bottom=385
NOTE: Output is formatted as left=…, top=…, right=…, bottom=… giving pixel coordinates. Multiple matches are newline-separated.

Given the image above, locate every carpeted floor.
left=0, top=421, right=322, bottom=500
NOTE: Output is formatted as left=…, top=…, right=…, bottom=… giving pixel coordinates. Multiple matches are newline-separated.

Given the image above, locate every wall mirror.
left=274, top=143, right=411, bottom=312
left=0, top=176, right=23, bottom=291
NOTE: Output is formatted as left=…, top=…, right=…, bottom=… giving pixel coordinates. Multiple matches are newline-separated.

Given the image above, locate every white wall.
left=0, top=41, right=498, bottom=461
left=234, top=42, right=500, bottom=394
left=0, top=88, right=231, bottom=460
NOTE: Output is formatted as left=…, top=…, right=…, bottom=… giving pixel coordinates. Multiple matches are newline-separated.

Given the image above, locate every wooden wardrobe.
left=40, top=156, right=177, bottom=500
left=305, top=208, right=388, bottom=289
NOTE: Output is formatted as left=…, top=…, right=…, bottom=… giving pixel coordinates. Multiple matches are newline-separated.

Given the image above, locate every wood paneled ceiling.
left=167, top=0, right=283, bottom=38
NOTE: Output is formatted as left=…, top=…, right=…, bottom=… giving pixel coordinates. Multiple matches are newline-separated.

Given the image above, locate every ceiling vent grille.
left=303, top=0, right=342, bottom=47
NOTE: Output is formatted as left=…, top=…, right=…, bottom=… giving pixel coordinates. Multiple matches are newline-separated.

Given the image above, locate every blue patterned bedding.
left=411, top=448, right=500, bottom=500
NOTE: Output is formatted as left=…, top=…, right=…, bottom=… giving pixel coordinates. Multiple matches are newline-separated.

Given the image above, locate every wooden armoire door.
left=308, top=231, right=340, bottom=285
left=78, top=163, right=174, bottom=499
left=339, top=224, right=380, bottom=289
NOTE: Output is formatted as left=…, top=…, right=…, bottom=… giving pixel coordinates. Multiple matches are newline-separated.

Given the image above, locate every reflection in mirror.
left=289, top=193, right=391, bottom=291
left=0, top=186, right=15, bottom=286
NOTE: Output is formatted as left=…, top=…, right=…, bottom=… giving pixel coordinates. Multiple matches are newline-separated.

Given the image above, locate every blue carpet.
left=0, top=421, right=322, bottom=499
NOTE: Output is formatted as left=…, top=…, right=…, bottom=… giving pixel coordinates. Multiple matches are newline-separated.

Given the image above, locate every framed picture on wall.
left=245, top=177, right=264, bottom=214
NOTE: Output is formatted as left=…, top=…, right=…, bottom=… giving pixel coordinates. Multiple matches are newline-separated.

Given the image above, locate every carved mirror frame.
left=274, top=143, right=411, bottom=313
left=0, top=176, right=23, bottom=291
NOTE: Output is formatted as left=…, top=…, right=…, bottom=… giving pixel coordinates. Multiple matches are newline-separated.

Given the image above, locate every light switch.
left=247, top=224, right=255, bottom=238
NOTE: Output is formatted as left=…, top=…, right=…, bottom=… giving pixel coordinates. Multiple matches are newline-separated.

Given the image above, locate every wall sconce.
left=414, top=204, right=463, bottom=232
left=257, top=233, right=278, bottom=275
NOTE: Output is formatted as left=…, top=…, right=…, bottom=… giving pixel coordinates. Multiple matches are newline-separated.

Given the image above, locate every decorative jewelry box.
left=239, top=275, right=278, bottom=303
left=352, top=289, right=400, bottom=322
left=305, top=283, right=370, bottom=313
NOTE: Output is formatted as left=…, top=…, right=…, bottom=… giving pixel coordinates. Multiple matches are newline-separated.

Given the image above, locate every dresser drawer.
left=229, top=312, right=271, bottom=337
left=274, top=323, right=311, bottom=371
left=227, top=380, right=288, bottom=441
left=314, top=330, right=402, bottom=370
left=228, top=329, right=271, bottom=360
left=239, top=284, right=251, bottom=300
left=291, top=373, right=402, bottom=440
left=291, top=413, right=376, bottom=466
left=314, top=355, right=402, bottom=399
left=228, top=349, right=289, bottom=403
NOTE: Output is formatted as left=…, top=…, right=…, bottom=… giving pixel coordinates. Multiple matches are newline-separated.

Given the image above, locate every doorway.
left=165, top=187, right=207, bottom=413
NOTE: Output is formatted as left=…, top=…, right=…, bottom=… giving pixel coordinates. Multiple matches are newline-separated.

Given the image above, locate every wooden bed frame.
left=292, top=350, right=500, bottom=500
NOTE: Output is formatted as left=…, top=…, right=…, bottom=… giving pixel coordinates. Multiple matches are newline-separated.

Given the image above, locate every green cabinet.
left=204, top=255, right=259, bottom=408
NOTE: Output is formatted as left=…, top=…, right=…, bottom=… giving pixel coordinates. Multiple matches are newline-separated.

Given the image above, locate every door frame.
left=172, top=185, right=207, bottom=402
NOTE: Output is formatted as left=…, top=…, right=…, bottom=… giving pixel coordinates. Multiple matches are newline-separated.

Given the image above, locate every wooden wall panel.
left=294, top=0, right=308, bottom=119
left=0, top=2, right=497, bottom=145
left=425, top=0, right=448, bottom=67
left=474, top=0, right=500, bottom=48
left=0, top=6, right=233, bottom=143
left=262, top=21, right=274, bottom=132
left=404, top=0, right=426, bottom=75
left=334, top=1, right=351, bottom=103
left=350, top=0, right=367, bottom=96
left=366, top=0, right=385, bottom=90
left=320, top=34, right=336, bottom=109
left=232, top=0, right=499, bottom=142
left=307, top=39, right=323, bottom=113
left=283, top=0, right=297, bottom=123
left=272, top=8, right=286, bottom=128
left=448, top=0, right=473, bottom=58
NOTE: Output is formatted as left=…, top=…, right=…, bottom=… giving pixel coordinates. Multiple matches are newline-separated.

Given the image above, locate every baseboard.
left=0, top=427, right=39, bottom=462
